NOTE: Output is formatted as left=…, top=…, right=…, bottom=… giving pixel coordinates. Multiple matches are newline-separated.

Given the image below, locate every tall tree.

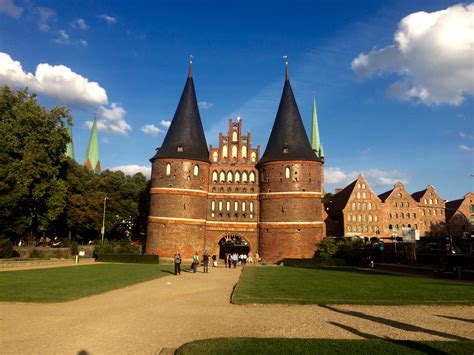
left=0, top=87, right=70, bottom=240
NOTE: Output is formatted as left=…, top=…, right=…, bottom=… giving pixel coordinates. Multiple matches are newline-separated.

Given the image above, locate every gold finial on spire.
left=283, top=55, right=288, bottom=80
left=188, top=55, right=193, bottom=78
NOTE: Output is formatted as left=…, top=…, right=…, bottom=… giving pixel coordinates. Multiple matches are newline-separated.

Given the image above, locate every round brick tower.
left=257, top=66, right=324, bottom=262
left=146, top=63, right=210, bottom=259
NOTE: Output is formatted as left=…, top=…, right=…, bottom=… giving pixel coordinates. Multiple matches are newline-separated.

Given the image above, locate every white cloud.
left=99, top=14, right=117, bottom=24
left=86, top=103, right=131, bottom=135
left=141, top=124, right=162, bottom=136
left=37, top=7, right=55, bottom=32
left=110, top=165, right=151, bottom=178
left=458, top=145, right=473, bottom=152
left=0, top=52, right=108, bottom=107
left=54, top=29, right=70, bottom=44
left=0, top=0, right=23, bottom=18
left=79, top=39, right=88, bottom=47
left=160, top=120, right=171, bottom=128
left=325, top=167, right=408, bottom=188
left=198, top=101, right=214, bottom=110
left=352, top=4, right=474, bottom=106
left=71, top=18, right=88, bottom=30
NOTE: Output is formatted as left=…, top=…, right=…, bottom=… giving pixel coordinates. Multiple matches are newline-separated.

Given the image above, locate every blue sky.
left=0, top=0, right=473, bottom=200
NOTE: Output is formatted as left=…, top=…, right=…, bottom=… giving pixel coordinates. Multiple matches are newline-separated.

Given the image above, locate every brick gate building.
left=146, top=63, right=325, bottom=262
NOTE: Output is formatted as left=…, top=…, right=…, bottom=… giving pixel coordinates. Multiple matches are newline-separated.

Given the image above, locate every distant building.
left=411, top=185, right=446, bottom=237
left=84, top=117, right=101, bottom=175
left=65, top=123, right=75, bottom=160
left=446, top=193, right=474, bottom=237
left=325, top=174, right=383, bottom=237
left=378, top=182, right=419, bottom=237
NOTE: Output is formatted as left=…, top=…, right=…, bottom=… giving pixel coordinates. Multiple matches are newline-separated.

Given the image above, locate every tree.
left=0, top=87, right=70, bottom=240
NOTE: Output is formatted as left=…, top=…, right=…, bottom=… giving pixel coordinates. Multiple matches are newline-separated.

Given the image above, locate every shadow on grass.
left=321, top=305, right=469, bottom=341
left=436, top=314, right=474, bottom=324
left=159, top=269, right=174, bottom=275
left=329, top=322, right=449, bottom=355
left=290, top=265, right=403, bottom=277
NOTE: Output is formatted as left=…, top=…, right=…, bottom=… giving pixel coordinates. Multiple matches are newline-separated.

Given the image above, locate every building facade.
left=326, top=174, right=383, bottom=237
left=411, top=185, right=447, bottom=237
left=446, top=193, right=474, bottom=237
left=378, top=182, right=419, bottom=237
left=146, top=64, right=325, bottom=262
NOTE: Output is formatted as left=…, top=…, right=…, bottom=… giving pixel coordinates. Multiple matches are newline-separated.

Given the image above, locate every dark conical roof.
left=152, top=68, right=209, bottom=162
left=258, top=78, right=319, bottom=165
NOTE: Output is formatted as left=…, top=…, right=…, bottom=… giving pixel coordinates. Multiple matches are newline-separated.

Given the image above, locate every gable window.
left=242, top=171, right=248, bottom=183
left=242, top=145, right=247, bottom=158
left=222, top=145, right=228, bottom=159
left=251, top=152, right=256, bottom=162
left=232, top=145, right=238, bottom=159
left=212, top=151, right=218, bottom=162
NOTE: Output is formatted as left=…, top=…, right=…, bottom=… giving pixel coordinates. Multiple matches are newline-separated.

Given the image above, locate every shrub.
left=93, top=239, right=141, bottom=259
left=0, top=239, right=13, bottom=258
left=316, top=238, right=339, bottom=259
left=70, top=241, right=79, bottom=256
left=96, top=254, right=159, bottom=264
left=336, top=239, right=364, bottom=265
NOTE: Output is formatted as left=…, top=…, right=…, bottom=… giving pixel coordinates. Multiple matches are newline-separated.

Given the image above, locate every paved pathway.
left=1, top=265, right=473, bottom=354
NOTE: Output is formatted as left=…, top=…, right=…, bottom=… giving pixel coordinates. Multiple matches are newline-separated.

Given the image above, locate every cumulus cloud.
left=160, top=120, right=171, bottom=128
left=458, top=145, right=473, bottom=152
left=71, top=18, right=88, bottom=30
left=0, top=52, right=107, bottom=107
left=325, top=167, right=408, bottom=188
left=0, top=0, right=23, bottom=18
left=141, top=124, right=163, bottom=136
left=99, top=14, right=117, bottom=24
left=352, top=3, right=474, bottom=106
left=86, top=103, right=131, bottom=135
left=198, top=101, right=214, bottom=110
left=37, top=7, right=55, bottom=31
left=110, top=165, right=151, bottom=178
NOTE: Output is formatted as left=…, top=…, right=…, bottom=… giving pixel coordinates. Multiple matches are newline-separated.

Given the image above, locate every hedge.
left=96, top=254, right=159, bottom=264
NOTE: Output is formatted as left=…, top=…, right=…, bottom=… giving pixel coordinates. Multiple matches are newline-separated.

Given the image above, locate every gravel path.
left=1, top=265, right=473, bottom=354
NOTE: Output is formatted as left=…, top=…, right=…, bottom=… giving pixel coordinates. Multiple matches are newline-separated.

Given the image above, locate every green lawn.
left=0, top=263, right=174, bottom=302
left=232, top=266, right=474, bottom=305
left=176, top=338, right=474, bottom=355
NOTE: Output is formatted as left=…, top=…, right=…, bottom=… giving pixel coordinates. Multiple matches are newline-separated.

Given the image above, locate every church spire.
left=84, top=115, right=101, bottom=175
left=65, top=122, right=75, bottom=160
left=152, top=60, right=209, bottom=162
left=258, top=60, right=317, bottom=164
left=310, top=97, right=323, bottom=158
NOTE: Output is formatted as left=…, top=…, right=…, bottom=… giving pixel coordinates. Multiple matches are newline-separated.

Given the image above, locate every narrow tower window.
left=211, top=200, right=215, bottom=211
left=250, top=202, right=254, bottom=212
left=227, top=171, right=233, bottom=183
left=220, top=171, right=225, bottom=183
left=232, top=145, right=237, bottom=159
left=165, top=163, right=171, bottom=176
left=232, top=131, right=238, bottom=141
left=242, top=171, right=248, bottom=183
left=212, top=171, right=218, bottom=182
left=193, top=165, right=199, bottom=176
left=285, top=166, right=291, bottom=179
left=235, top=171, right=241, bottom=183
left=242, top=201, right=246, bottom=212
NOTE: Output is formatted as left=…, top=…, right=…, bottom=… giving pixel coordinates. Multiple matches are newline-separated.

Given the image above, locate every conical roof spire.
left=65, top=122, right=75, bottom=160
left=84, top=115, right=101, bottom=175
left=258, top=62, right=318, bottom=165
left=152, top=61, right=209, bottom=162
left=310, top=97, right=322, bottom=158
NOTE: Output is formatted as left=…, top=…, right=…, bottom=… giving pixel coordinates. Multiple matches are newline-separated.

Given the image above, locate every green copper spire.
left=84, top=117, right=101, bottom=175
left=310, top=97, right=321, bottom=157
left=65, top=123, right=75, bottom=160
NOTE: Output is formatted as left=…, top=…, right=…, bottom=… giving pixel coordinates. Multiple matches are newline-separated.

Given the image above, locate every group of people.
left=173, top=250, right=217, bottom=275
left=173, top=250, right=260, bottom=274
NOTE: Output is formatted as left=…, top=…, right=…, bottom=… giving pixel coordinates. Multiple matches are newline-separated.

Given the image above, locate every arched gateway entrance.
left=218, top=234, right=250, bottom=259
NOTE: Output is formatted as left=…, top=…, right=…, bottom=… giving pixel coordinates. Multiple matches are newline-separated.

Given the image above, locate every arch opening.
left=218, top=234, right=250, bottom=259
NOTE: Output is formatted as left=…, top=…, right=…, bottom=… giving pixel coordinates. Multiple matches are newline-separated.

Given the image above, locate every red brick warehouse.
left=146, top=61, right=325, bottom=262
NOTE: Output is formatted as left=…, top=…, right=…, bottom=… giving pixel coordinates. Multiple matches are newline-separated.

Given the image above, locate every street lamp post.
left=101, top=197, right=108, bottom=243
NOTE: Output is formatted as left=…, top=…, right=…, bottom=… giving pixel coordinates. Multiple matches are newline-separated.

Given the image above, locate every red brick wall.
left=257, top=160, right=324, bottom=262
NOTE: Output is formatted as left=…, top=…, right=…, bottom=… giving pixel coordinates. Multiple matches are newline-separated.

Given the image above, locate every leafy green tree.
left=0, top=87, right=70, bottom=240
left=316, top=238, right=339, bottom=259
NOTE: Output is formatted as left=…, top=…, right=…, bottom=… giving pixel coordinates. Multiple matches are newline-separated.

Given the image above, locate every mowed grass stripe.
left=232, top=266, right=474, bottom=305
left=0, top=263, right=174, bottom=302
left=176, top=338, right=474, bottom=355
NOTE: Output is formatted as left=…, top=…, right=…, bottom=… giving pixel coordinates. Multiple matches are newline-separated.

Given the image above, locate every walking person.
left=232, top=253, right=238, bottom=268
left=174, top=251, right=182, bottom=275
left=212, top=254, right=217, bottom=267
left=227, top=253, right=232, bottom=268
left=203, top=251, right=209, bottom=273
left=192, top=252, right=199, bottom=273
